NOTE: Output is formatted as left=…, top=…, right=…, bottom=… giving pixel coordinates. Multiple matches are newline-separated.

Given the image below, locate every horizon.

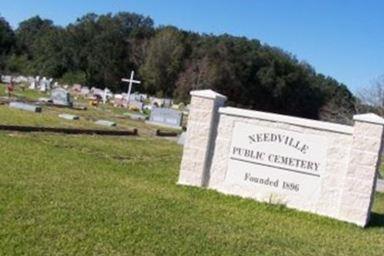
left=0, top=0, right=383, bottom=93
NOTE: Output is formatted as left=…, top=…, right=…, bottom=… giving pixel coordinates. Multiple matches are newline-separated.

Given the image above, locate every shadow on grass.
left=368, top=212, right=384, bottom=228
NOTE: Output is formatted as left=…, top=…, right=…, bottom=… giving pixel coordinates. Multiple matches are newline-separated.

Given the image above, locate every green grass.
left=0, top=132, right=383, bottom=255
left=379, top=164, right=384, bottom=178
left=1, top=83, right=383, bottom=255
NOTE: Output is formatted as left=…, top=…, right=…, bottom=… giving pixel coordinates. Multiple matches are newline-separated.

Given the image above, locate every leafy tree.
left=13, top=16, right=65, bottom=76
left=16, top=16, right=54, bottom=55
left=0, top=13, right=356, bottom=123
left=140, top=26, right=185, bottom=97
left=65, top=12, right=154, bottom=90
left=0, top=16, right=15, bottom=70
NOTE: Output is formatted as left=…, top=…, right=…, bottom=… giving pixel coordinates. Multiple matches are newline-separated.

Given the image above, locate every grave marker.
left=59, top=114, right=79, bottom=120
left=121, top=71, right=141, bottom=104
left=51, top=88, right=73, bottom=107
left=9, top=102, right=42, bottom=113
left=95, top=120, right=116, bottom=127
left=146, top=108, right=183, bottom=129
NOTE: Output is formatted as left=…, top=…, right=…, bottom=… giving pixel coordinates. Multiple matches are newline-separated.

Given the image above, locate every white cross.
left=121, top=71, right=141, bottom=103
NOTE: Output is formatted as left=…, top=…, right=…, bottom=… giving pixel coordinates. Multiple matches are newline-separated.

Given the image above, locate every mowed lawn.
left=0, top=132, right=383, bottom=255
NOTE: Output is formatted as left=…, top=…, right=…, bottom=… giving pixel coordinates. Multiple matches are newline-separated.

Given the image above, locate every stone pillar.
left=338, top=113, right=384, bottom=227
left=178, top=89, right=227, bottom=187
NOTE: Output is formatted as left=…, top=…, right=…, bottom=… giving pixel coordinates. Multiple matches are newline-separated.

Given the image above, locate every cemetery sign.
left=226, top=123, right=327, bottom=201
left=178, top=89, right=384, bottom=227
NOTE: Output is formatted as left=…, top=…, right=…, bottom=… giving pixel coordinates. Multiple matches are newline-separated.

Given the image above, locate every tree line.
left=0, top=12, right=356, bottom=122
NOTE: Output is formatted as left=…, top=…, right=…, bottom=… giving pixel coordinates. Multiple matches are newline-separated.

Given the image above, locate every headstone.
left=51, top=88, right=73, bottom=107
left=163, top=98, right=173, bottom=108
left=1, top=75, right=12, bottom=83
left=59, top=114, right=79, bottom=120
left=92, top=88, right=104, bottom=98
left=9, top=102, right=42, bottom=113
left=178, top=89, right=384, bottom=227
left=95, top=120, right=116, bottom=127
left=121, top=70, right=141, bottom=104
left=150, top=97, right=163, bottom=107
left=14, top=76, right=27, bottom=84
left=27, top=77, right=36, bottom=89
left=128, top=92, right=147, bottom=102
left=102, top=88, right=113, bottom=104
left=146, top=107, right=182, bottom=129
left=80, top=87, right=90, bottom=97
left=129, top=93, right=139, bottom=102
left=39, top=77, right=47, bottom=92
left=29, top=80, right=36, bottom=90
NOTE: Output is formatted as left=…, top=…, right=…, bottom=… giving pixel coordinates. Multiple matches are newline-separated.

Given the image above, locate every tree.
left=355, top=76, right=384, bottom=117
left=16, top=16, right=55, bottom=55
left=140, top=26, right=185, bottom=97
left=1, top=12, right=356, bottom=123
left=358, top=76, right=384, bottom=108
left=13, top=16, right=65, bottom=76
left=64, top=12, right=154, bottom=90
left=0, top=16, right=15, bottom=70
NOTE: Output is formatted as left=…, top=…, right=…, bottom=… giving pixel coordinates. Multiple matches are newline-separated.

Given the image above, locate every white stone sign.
left=225, top=123, right=327, bottom=201
left=178, top=89, right=384, bottom=227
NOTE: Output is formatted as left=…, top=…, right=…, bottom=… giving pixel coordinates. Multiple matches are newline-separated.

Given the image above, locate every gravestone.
left=129, top=93, right=141, bottom=102
left=91, top=88, right=104, bottom=98
left=1, top=75, right=11, bottom=83
left=95, top=120, right=116, bottom=127
left=146, top=108, right=182, bottom=129
left=59, top=114, right=79, bottom=120
left=9, top=102, right=42, bottom=113
left=163, top=98, right=173, bottom=108
left=149, top=97, right=173, bottom=108
left=178, top=89, right=384, bottom=227
left=39, top=77, right=48, bottom=92
left=80, top=87, right=90, bottom=97
left=121, top=71, right=141, bottom=105
left=29, top=80, right=36, bottom=90
left=51, top=88, right=73, bottom=107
